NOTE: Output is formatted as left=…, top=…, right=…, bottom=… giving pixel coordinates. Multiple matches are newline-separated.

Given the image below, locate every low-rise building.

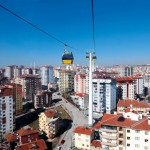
left=15, top=139, right=47, bottom=150
left=117, top=99, right=150, bottom=114
left=17, top=128, right=39, bottom=145
left=74, top=126, right=95, bottom=150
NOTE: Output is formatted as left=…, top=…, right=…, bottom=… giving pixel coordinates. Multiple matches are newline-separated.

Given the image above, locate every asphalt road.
left=53, top=93, right=88, bottom=150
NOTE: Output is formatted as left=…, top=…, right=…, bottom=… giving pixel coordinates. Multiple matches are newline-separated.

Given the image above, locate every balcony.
left=118, top=135, right=124, bottom=141
left=102, top=141, right=117, bottom=147
left=101, top=128, right=117, bottom=133
left=101, top=134, right=117, bottom=140
left=118, top=129, right=123, bottom=133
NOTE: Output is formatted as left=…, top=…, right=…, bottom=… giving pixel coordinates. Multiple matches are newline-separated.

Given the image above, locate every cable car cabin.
left=62, top=51, right=74, bottom=64
left=86, top=56, right=89, bottom=59
left=92, top=56, right=97, bottom=61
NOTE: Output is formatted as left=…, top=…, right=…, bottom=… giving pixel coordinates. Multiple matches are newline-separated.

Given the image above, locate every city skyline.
left=0, top=0, right=150, bottom=67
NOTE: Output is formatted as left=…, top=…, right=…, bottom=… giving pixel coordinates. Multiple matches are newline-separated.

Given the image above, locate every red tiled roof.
left=132, top=118, right=150, bottom=131
left=77, top=74, right=86, bottom=77
left=17, top=129, right=39, bottom=136
left=116, top=77, right=133, bottom=82
left=124, top=108, right=138, bottom=114
left=75, top=93, right=87, bottom=97
left=74, top=126, right=94, bottom=135
left=93, top=114, right=116, bottom=129
left=21, top=74, right=39, bottom=78
left=15, top=139, right=47, bottom=150
left=44, top=109, right=57, bottom=118
left=101, top=114, right=136, bottom=127
left=131, top=74, right=143, bottom=79
left=91, top=140, right=102, bottom=148
left=5, top=133, right=17, bottom=142
left=117, top=100, right=150, bottom=108
left=0, top=87, right=13, bottom=97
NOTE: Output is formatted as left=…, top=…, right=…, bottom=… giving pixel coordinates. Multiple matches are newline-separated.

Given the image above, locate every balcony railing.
left=101, top=128, right=117, bottom=133
left=102, top=141, right=117, bottom=147
left=101, top=134, right=117, bottom=140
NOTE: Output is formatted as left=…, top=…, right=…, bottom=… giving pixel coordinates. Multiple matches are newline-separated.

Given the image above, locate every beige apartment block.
left=39, top=109, right=59, bottom=139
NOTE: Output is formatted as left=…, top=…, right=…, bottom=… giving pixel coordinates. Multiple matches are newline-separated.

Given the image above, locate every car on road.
left=57, top=145, right=61, bottom=150
left=60, top=139, right=65, bottom=145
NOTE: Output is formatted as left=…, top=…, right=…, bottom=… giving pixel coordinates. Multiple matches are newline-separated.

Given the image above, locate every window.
left=145, top=131, right=149, bottom=135
left=78, top=138, right=81, bottom=141
left=135, top=130, right=140, bottom=133
left=135, top=137, right=140, bottom=140
left=135, top=144, right=140, bottom=148
left=85, top=139, right=89, bottom=142
left=127, top=137, right=130, bottom=140
left=144, top=146, right=148, bottom=150
left=78, top=134, right=81, bottom=136
left=82, top=144, right=84, bottom=146
left=127, top=144, right=130, bottom=147
left=127, top=130, right=130, bottom=133
left=145, top=139, right=148, bottom=142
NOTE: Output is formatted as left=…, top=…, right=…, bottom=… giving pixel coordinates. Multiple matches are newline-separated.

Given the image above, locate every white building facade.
left=40, top=66, right=54, bottom=90
left=0, top=87, right=14, bottom=138
left=92, top=78, right=116, bottom=114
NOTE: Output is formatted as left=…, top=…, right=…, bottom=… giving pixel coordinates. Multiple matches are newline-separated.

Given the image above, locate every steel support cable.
left=92, top=0, right=95, bottom=51
left=0, top=4, right=85, bottom=53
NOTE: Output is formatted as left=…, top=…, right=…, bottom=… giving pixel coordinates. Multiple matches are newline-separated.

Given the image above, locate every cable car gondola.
left=92, top=56, right=97, bottom=61
left=62, top=51, right=74, bottom=65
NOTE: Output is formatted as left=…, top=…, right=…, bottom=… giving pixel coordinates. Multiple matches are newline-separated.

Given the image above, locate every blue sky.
left=0, top=0, right=150, bottom=67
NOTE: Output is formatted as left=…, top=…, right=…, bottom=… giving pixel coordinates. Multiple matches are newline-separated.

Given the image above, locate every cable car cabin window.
left=62, top=52, right=74, bottom=64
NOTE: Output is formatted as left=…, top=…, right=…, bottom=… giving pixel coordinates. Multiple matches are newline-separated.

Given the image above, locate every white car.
left=57, top=145, right=61, bottom=150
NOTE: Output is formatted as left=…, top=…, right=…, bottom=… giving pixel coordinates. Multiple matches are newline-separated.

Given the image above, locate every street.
left=53, top=93, right=88, bottom=150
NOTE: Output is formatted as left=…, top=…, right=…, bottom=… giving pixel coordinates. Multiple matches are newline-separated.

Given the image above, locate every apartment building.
left=116, top=77, right=135, bottom=100
left=5, top=65, right=18, bottom=79
left=0, top=87, right=14, bottom=139
left=132, top=75, right=144, bottom=96
left=39, top=109, right=59, bottom=139
left=74, top=126, right=95, bottom=150
left=13, top=74, right=41, bottom=101
left=117, top=99, right=150, bottom=114
left=34, top=90, right=52, bottom=109
left=76, top=93, right=89, bottom=110
left=5, top=83, right=23, bottom=116
left=113, top=66, right=133, bottom=77
left=21, top=68, right=32, bottom=75
left=93, top=109, right=150, bottom=150
left=74, top=74, right=86, bottom=94
left=40, top=66, right=54, bottom=90
left=58, top=70, right=76, bottom=93
left=14, top=67, right=22, bottom=78
left=92, top=77, right=116, bottom=114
